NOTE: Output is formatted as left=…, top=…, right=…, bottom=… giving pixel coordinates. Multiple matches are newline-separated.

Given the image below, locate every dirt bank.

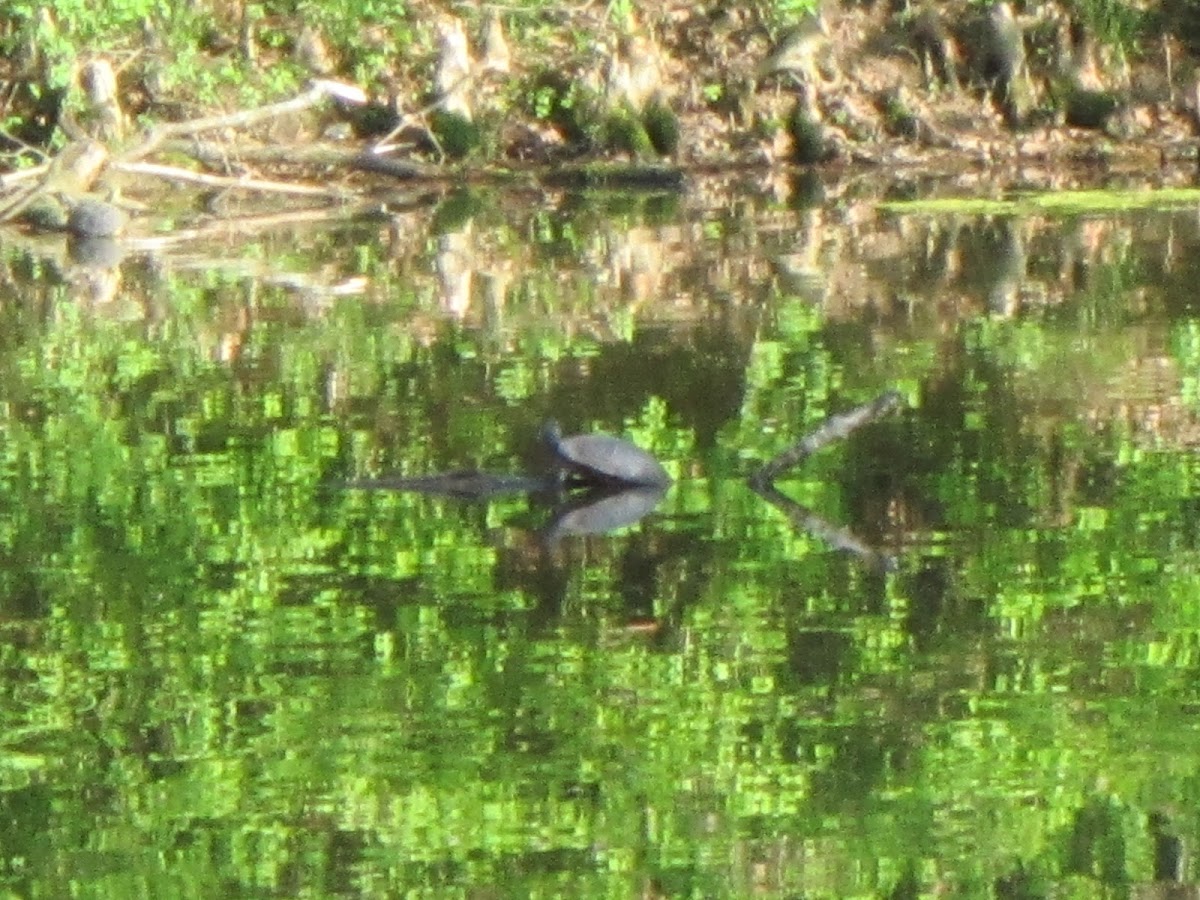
left=4, top=0, right=1200, bottom=235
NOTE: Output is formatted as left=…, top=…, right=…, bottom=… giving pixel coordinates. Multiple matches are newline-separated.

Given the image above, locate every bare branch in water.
left=749, top=478, right=898, bottom=572
left=748, top=389, right=904, bottom=570
left=750, top=390, right=903, bottom=487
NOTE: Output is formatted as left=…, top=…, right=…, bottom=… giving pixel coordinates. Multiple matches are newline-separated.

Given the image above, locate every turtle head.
left=538, top=419, right=570, bottom=488
left=540, top=419, right=563, bottom=448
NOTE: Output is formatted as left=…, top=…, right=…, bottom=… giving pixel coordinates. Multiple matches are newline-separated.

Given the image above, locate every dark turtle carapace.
left=541, top=420, right=671, bottom=490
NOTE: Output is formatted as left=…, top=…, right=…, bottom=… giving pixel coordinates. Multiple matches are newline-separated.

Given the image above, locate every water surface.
left=0, top=177, right=1198, bottom=897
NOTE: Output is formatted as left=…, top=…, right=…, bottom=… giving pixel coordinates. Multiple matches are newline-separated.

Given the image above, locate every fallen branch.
left=112, top=159, right=346, bottom=198
left=0, top=165, right=49, bottom=188
left=120, top=79, right=367, bottom=163
left=748, top=389, right=904, bottom=571
left=371, top=71, right=476, bottom=157
left=168, top=140, right=441, bottom=181
left=0, top=140, right=110, bottom=224
left=750, top=390, right=903, bottom=487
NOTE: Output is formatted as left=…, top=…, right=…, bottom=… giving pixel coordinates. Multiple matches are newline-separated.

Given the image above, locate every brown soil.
left=305, top=0, right=1200, bottom=188
left=648, top=1, right=1200, bottom=183
left=8, top=0, right=1200, bottom=220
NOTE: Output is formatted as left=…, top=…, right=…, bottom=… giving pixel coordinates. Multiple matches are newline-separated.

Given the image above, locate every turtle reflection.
left=543, top=484, right=669, bottom=541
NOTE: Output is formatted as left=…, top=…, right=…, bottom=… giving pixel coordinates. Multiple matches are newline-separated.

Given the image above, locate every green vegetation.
left=601, top=105, right=654, bottom=157
left=429, top=108, right=480, bottom=159
left=1078, top=0, right=1149, bottom=53
left=0, top=0, right=1185, bottom=170
left=788, top=98, right=828, bottom=164
left=527, top=70, right=597, bottom=146
left=641, top=96, right=680, bottom=157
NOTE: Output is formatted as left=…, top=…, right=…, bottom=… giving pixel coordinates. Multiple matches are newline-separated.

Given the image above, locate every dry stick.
left=120, top=79, right=366, bottom=163
left=0, top=83, right=42, bottom=166
left=0, top=141, right=111, bottom=224
left=747, top=389, right=904, bottom=572
left=0, top=163, right=50, bottom=190
left=749, top=389, right=903, bottom=487
left=0, top=127, right=50, bottom=167
left=111, top=160, right=343, bottom=197
left=0, top=81, right=366, bottom=226
left=168, top=139, right=439, bottom=181
left=0, top=173, right=46, bottom=221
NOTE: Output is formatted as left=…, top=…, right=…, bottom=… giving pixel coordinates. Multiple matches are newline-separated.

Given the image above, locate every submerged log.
left=345, top=470, right=553, bottom=500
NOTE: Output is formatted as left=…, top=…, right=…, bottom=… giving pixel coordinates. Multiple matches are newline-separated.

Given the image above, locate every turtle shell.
left=543, top=421, right=670, bottom=488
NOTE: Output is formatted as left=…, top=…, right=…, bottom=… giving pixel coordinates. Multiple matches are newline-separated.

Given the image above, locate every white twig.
left=121, top=80, right=366, bottom=162
left=111, top=160, right=346, bottom=197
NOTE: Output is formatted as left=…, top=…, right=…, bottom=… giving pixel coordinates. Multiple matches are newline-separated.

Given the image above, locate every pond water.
left=1, top=174, right=1199, bottom=897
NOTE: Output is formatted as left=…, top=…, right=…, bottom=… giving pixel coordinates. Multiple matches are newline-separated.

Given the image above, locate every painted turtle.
left=542, top=420, right=670, bottom=489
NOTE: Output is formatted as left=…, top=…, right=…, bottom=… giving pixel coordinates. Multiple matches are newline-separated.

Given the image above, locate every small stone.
left=66, top=198, right=127, bottom=238
left=23, top=196, right=69, bottom=232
